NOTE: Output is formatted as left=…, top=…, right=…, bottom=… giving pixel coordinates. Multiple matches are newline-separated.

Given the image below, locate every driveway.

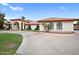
left=1, top=31, right=79, bottom=55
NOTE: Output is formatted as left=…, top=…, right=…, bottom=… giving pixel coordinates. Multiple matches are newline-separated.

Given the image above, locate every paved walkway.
left=0, top=31, right=79, bottom=55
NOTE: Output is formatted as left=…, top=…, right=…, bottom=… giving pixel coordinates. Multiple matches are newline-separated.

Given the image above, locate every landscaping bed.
left=0, top=33, right=23, bottom=55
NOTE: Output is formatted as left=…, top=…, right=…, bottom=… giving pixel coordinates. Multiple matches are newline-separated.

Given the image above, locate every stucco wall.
left=39, top=23, right=45, bottom=31
left=31, top=25, right=36, bottom=30
left=10, top=21, right=26, bottom=30
left=39, top=21, right=74, bottom=32
left=25, top=25, right=28, bottom=29
left=62, top=22, right=73, bottom=31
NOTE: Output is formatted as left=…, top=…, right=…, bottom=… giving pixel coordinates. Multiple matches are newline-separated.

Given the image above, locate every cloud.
left=9, top=6, right=23, bottom=11
left=1, top=3, right=9, bottom=6
left=0, top=3, right=23, bottom=11
left=60, top=7, right=65, bottom=10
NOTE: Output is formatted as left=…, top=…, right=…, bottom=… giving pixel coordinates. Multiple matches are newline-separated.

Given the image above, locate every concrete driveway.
left=1, top=31, right=79, bottom=55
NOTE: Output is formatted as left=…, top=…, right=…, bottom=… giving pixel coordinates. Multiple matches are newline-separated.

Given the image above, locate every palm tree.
left=21, top=16, right=32, bottom=22
left=0, top=12, right=5, bottom=29
left=21, top=16, right=25, bottom=20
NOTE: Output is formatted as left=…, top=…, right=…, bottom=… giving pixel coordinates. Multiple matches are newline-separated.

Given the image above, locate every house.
left=4, top=19, right=39, bottom=31
left=37, top=18, right=79, bottom=32
left=4, top=18, right=79, bottom=32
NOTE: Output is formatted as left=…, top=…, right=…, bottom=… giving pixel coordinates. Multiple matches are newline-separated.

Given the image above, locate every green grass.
left=0, top=33, right=23, bottom=55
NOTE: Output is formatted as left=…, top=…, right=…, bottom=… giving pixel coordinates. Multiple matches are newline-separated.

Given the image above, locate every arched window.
left=57, top=22, right=62, bottom=30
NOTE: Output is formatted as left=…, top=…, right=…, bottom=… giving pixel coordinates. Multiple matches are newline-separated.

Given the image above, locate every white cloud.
left=0, top=3, right=23, bottom=11
left=1, top=3, right=9, bottom=6
left=60, top=7, right=65, bottom=10
left=9, top=6, right=23, bottom=11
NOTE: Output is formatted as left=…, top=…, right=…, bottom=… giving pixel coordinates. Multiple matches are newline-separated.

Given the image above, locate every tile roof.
left=26, top=21, right=39, bottom=25
left=37, top=18, right=79, bottom=22
left=10, top=19, right=27, bottom=22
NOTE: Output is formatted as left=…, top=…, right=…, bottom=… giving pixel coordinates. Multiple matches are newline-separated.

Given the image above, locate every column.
left=22, top=22, right=24, bottom=30
left=54, top=22, right=57, bottom=31
left=11, top=22, right=14, bottom=30
left=39, top=23, right=45, bottom=31
left=19, top=22, right=21, bottom=30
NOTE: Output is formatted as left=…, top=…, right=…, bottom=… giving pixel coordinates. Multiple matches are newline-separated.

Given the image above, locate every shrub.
left=35, top=25, right=39, bottom=30
left=27, top=25, right=31, bottom=30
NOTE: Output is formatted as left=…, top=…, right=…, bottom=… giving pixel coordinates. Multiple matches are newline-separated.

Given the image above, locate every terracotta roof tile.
left=10, top=19, right=27, bottom=22
left=26, top=21, right=39, bottom=25
left=37, top=18, right=79, bottom=22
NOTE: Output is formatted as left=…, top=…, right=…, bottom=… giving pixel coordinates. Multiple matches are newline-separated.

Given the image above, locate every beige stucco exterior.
left=4, top=18, right=76, bottom=32
left=39, top=21, right=74, bottom=32
left=10, top=20, right=26, bottom=30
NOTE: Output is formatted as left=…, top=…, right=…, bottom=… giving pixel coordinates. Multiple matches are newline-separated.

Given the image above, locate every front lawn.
left=0, top=33, right=23, bottom=55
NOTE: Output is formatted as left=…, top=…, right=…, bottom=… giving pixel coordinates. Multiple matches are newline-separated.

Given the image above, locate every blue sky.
left=0, top=3, right=79, bottom=21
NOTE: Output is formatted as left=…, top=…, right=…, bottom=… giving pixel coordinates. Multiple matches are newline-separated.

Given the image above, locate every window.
left=48, top=22, right=54, bottom=29
left=57, top=22, right=62, bottom=30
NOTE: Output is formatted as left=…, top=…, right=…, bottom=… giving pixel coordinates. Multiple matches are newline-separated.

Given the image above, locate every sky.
left=0, top=3, right=79, bottom=21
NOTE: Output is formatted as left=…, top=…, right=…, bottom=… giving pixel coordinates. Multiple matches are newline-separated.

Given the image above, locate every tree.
left=0, top=12, right=5, bottom=29
left=21, top=16, right=25, bottom=19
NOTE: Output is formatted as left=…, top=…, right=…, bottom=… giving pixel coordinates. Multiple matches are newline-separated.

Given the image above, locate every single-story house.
left=3, top=18, right=79, bottom=32
left=4, top=19, right=39, bottom=31
left=37, top=18, right=79, bottom=32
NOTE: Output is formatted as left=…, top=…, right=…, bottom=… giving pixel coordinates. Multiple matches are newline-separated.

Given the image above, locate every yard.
left=0, top=33, right=23, bottom=55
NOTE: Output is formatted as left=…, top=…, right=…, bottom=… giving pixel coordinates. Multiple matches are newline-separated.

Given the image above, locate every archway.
left=13, top=22, right=19, bottom=30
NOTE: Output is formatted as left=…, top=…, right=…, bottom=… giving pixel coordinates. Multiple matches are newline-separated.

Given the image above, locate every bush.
left=26, top=25, right=31, bottom=30
left=35, top=25, right=39, bottom=30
